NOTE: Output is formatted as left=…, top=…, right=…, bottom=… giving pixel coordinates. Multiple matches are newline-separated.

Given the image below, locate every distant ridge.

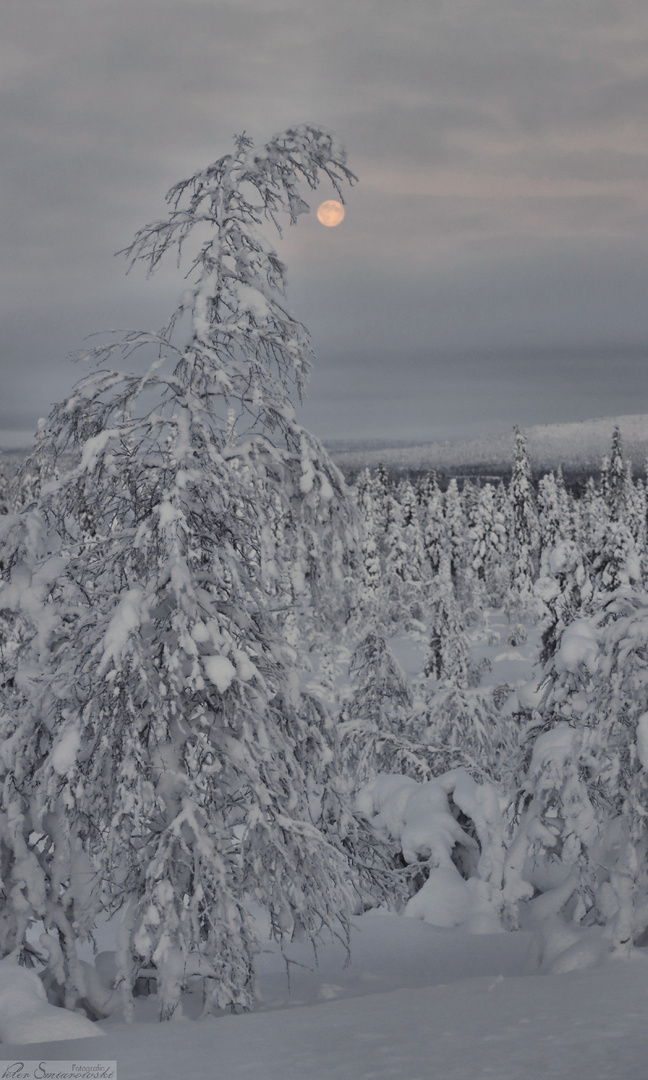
left=331, top=413, right=648, bottom=479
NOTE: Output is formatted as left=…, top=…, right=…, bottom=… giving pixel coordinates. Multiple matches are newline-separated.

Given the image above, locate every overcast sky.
left=2, top=0, right=648, bottom=449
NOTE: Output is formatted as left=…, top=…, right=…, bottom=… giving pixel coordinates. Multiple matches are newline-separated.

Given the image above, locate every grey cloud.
left=2, top=0, right=648, bottom=446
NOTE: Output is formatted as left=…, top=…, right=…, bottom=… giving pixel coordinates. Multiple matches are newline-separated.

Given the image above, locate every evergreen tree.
left=371, top=463, right=392, bottom=538
left=356, top=490, right=382, bottom=618
left=526, top=590, right=648, bottom=956
left=599, top=455, right=610, bottom=509
left=535, top=471, right=589, bottom=660
left=470, top=482, right=508, bottom=606
left=624, top=464, right=646, bottom=553
left=398, top=480, right=427, bottom=590
left=339, top=632, right=433, bottom=784
left=0, top=125, right=363, bottom=1019
left=506, top=427, right=540, bottom=630
left=0, top=454, right=10, bottom=516
left=415, top=469, right=438, bottom=508
left=606, top=426, right=626, bottom=521
left=579, top=475, right=608, bottom=566
left=537, top=472, right=572, bottom=568
left=590, top=520, right=641, bottom=597
left=352, top=467, right=373, bottom=510
left=424, top=555, right=472, bottom=687
left=421, top=685, right=520, bottom=786
left=422, top=473, right=446, bottom=575
left=536, top=540, right=593, bottom=662
left=444, top=478, right=468, bottom=581
left=383, top=488, right=406, bottom=586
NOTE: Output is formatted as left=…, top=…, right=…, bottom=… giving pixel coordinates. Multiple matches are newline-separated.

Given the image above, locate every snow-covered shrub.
left=0, top=960, right=103, bottom=1044
left=355, top=770, right=507, bottom=932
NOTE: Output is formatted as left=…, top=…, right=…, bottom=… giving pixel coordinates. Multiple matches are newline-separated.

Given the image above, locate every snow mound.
left=202, top=654, right=236, bottom=692
left=0, top=961, right=103, bottom=1044
left=553, top=619, right=598, bottom=675
left=357, top=770, right=506, bottom=931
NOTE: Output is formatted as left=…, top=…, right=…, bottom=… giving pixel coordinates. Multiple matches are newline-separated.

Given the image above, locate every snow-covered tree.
left=0, top=125, right=364, bottom=1019
left=590, top=521, right=641, bottom=598
left=624, top=465, right=646, bottom=554
left=422, top=473, right=446, bottom=576
left=444, top=479, right=468, bottom=581
left=421, top=684, right=520, bottom=786
left=506, top=427, right=540, bottom=631
left=535, top=471, right=589, bottom=661
left=578, top=475, right=608, bottom=564
left=371, top=463, right=392, bottom=538
left=0, top=454, right=11, bottom=516
left=606, top=426, right=626, bottom=521
left=470, top=482, right=508, bottom=607
left=537, top=471, right=572, bottom=566
left=339, top=631, right=433, bottom=784
left=399, top=480, right=425, bottom=575
left=415, top=469, right=438, bottom=508
left=535, top=540, right=593, bottom=662
left=523, top=590, right=648, bottom=956
left=355, top=489, right=382, bottom=618
left=424, top=555, right=472, bottom=687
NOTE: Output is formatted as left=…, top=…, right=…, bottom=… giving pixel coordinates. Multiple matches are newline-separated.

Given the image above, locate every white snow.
left=516, top=677, right=546, bottom=711
left=356, top=770, right=505, bottom=930
left=0, top=961, right=103, bottom=1044
left=202, top=654, right=237, bottom=692
left=554, top=618, right=599, bottom=674
left=96, top=587, right=144, bottom=674
left=528, top=722, right=575, bottom=772
left=636, top=712, right=648, bottom=770
left=79, top=430, right=116, bottom=473
left=3, top=918, right=648, bottom=1079
left=49, top=724, right=82, bottom=776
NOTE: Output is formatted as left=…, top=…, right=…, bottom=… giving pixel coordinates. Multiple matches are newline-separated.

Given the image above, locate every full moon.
left=316, top=200, right=345, bottom=227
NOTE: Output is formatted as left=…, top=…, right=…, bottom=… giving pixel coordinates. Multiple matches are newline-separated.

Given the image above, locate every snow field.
left=3, top=915, right=648, bottom=1080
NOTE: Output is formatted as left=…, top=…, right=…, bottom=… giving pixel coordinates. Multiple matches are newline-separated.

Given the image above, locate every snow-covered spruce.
left=506, top=426, right=541, bottom=629
left=339, top=631, right=435, bottom=785
left=519, top=588, right=648, bottom=956
left=0, top=126, right=365, bottom=1020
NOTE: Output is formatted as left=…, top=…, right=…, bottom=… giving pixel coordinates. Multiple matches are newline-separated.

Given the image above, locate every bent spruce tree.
left=0, top=126, right=360, bottom=1019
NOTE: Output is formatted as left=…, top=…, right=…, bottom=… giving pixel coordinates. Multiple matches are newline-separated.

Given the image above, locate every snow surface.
left=0, top=961, right=102, bottom=1044
left=3, top=916, right=648, bottom=1078
left=554, top=619, right=599, bottom=675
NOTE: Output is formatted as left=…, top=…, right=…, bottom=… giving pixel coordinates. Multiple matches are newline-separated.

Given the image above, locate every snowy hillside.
left=331, top=413, right=648, bottom=478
